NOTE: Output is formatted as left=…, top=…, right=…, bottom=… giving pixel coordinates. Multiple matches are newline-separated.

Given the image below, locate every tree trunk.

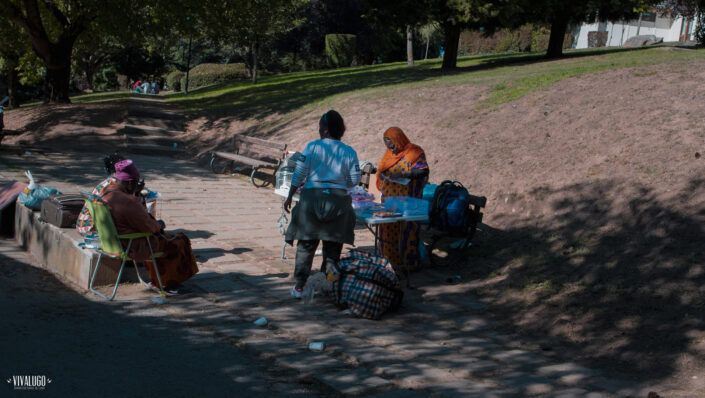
left=546, top=17, right=568, bottom=59
left=251, top=40, right=259, bottom=84
left=292, top=49, right=298, bottom=72
left=406, top=25, right=414, bottom=66
left=441, top=23, right=461, bottom=70
left=8, top=0, right=81, bottom=103
left=83, top=54, right=107, bottom=92
left=184, top=36, right=192, bottom=94
left=7, top=67, right=21, bottom=108
left=85, top=69, right=95, bottom=92
left=424, top=35, right=430, bottom=60
left=44, top=53, right=72, bottom=103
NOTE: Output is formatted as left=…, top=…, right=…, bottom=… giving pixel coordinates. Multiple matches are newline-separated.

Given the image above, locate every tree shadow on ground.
left=171, top=229, right=215, bottom=239
left=419, top=177, right=705, bottom=381
left=193, top=247, right=253, bottom=263
left=13, top=101, right=128, bottom=137
left=0, top=151, right=223, bottom=188
left=0, top=247, right=331, bottom=397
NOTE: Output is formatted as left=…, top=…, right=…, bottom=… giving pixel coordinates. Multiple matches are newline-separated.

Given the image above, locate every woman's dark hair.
left=320, top=110, right=345, bottom=139
left=103, top=152, right=125, bottom=175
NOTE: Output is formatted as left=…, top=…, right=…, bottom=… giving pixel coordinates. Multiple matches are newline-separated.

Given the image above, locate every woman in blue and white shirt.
left=284, top=110, right=361, bottom=298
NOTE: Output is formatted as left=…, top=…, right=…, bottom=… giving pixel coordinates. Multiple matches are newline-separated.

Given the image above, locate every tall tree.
left=0, top=1, right=95, bottom=102
left=365, top=0, right=430, bottom=66
left=204, top=0, right=305, bottom=84
left=0, top=0, right=153, bottom=102
left=654, top=0, right=702, bottom=16
left=0, top=19, right=31, bottom=108
left=73, top=35, right=119, bottom=92
left=428, top=0, right=509, bottom=69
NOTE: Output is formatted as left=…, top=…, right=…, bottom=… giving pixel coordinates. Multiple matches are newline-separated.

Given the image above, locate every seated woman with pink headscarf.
left=101, top=159, right=199, bottom=290
left=76, top=153, right=125, bottom=235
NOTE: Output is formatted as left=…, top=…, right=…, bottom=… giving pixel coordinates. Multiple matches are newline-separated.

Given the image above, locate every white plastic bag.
left=302, top=272, right=332, bottom=305
left=16, top=170, right=61, bottom=210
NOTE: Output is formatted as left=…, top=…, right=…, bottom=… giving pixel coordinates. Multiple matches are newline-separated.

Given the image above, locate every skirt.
left=285, top=188, right=356, bottom=245
left=144, top=233, right=199, bottom=288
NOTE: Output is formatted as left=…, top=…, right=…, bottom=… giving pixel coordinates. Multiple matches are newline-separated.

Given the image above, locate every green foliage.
left=94, top=68, right=120, bottom=91
left=166, top=70, right=185, bottom=92
left=200, top=0, right=305, bottom=83
left=0, top=0, right=155, bottom=102
left=695, top=12, right=705, bottom=45
left=325, top=34, right=357, bottom=67
left=180, top=63, right=247, bottom=91
left=17, top=52, right=43, bottom=85
left=531, top=26, right=551, bottom=52
left=494, top=28, right=533, bottom=53
left=459, top=25, right=570, bottom=55
left=112, top=46, right=166, bottom=82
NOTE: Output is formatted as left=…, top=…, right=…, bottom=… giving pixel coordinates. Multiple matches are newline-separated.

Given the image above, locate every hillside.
left=4, top=46, right=705, bottom=394
left=170, top=48, right=705, bottom=393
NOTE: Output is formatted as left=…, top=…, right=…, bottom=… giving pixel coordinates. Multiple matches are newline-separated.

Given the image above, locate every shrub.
left=325, top=34, right=357, bottom=67
left=94, top=68, right=120, bottom=91
left=495, top=30, right=522, bottom=53
left=459, top=25, right=571, bottom=55
left=165, top=70, right=184, bottom=92
left=531, top=27, right=551, bottom=52
left=179, top=63, right=247, bottom=92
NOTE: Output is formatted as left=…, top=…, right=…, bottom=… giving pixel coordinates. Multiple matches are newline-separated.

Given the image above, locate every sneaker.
left=291, top=286, right=303, bottom=299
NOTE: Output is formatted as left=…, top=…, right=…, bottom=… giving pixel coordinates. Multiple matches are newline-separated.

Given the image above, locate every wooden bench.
left=210, top=134, right=287, bottom=187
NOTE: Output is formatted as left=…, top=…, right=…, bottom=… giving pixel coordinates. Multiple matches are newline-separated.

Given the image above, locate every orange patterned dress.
left=378, top=153, right=429, bottom=270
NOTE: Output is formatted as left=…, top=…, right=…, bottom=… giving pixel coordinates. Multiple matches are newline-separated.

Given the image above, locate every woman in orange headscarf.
left=377, top=127, right=429, bottom=271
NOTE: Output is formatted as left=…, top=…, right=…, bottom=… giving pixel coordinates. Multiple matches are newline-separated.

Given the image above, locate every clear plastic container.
left=276, top=167, right=293, bottom=191
left=384, top=196, right=430, bottom=216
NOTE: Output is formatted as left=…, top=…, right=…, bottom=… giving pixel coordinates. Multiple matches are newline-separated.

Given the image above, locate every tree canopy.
left=1, top=0, right=700, bottom=103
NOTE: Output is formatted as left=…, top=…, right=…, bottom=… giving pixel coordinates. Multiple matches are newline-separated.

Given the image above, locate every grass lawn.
left=70, top=91, right=136, bottom=103
left=164, top=45, right=705, bottom=119
left=14, top=91, right=136, bottom=109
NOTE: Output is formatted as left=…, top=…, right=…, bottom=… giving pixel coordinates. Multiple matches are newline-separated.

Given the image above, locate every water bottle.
left=84, top=233, right=100, bottom=248
left=276, top=164, right=293, bottom=191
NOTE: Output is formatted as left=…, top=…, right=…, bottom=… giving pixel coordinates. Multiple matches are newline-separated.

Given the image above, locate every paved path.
left=0, top=148, right=654, bottom=397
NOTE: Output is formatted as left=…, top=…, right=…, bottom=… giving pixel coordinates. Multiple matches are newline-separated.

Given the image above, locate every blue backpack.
left=430, top=180, right=472, bottom=235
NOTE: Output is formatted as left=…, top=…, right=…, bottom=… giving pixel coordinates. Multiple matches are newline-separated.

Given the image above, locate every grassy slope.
left=163, top=46, right=705, bottom=115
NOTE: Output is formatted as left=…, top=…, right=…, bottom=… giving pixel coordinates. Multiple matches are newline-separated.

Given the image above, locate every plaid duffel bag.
left=331, top=249, right=403, bottom=320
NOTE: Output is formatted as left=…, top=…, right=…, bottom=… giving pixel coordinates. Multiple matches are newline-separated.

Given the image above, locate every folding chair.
left=84, top=194, right=165, bottom=301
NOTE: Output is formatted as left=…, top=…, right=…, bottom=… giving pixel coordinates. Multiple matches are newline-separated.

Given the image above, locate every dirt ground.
left=4, top=55, right=705, bottom=395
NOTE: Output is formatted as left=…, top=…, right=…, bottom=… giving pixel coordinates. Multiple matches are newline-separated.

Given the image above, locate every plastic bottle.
left=23, top=170, right=37, bottom=194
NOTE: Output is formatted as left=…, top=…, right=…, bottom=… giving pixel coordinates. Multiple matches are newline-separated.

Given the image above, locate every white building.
left=573, top=12, right=699, bottom=48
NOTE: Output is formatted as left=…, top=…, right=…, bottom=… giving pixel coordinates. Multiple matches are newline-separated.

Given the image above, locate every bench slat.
left=212, top=151, right=278, bottom=168
left=234, top=135, right=287, bottom=151
left=237, top=143, right=285, bottom=160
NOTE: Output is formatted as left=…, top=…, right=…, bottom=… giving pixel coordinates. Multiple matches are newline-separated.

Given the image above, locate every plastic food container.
left=384, top=196, right=430, bottom=216
left=422, top=184, right=438, bottom=201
